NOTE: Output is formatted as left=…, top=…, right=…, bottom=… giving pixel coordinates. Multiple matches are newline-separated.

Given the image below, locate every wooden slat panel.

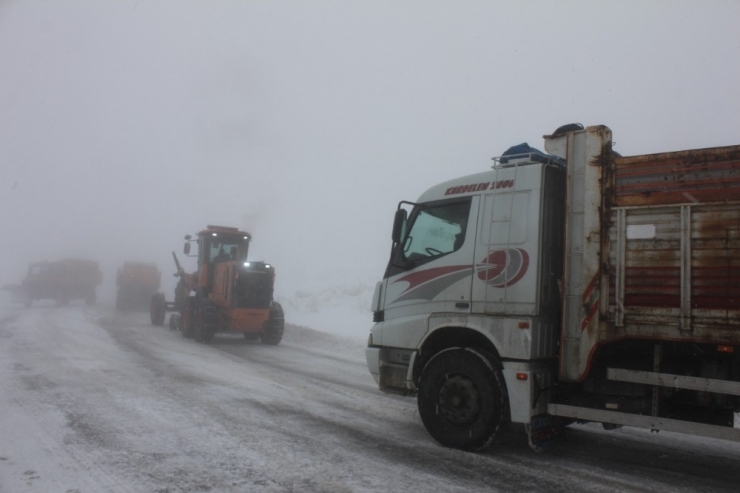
left=691, top=204, right=740, bottom=310
left=614, top=145, right=740, bottom=207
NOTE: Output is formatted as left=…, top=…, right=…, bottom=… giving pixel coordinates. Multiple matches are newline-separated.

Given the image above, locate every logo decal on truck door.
left=476, top=249, right=530, bottom=287
left=388, top=249, right=530, bottom=304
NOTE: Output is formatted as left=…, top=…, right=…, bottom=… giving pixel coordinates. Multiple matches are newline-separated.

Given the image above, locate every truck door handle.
left=455, top=302, right=470, bottom=309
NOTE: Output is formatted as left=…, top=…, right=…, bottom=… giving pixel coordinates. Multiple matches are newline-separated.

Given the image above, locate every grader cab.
left=150, top=225, right=284, bottom=345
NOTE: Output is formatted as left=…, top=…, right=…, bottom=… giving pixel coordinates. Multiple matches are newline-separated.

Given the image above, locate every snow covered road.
left=2, top=304, right=740, bottom=492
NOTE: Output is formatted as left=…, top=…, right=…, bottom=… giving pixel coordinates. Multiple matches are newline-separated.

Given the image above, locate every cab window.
left=402, top=199, right=471, bottom=264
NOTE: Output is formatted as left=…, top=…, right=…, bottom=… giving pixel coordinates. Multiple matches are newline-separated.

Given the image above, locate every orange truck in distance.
left=116, top=261, right=161, bottom=311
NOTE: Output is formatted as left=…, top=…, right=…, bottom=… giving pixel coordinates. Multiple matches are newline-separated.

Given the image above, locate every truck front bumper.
left=365, top=346, right=381, bottom=384
left=365, top=346, right=417, bottom=395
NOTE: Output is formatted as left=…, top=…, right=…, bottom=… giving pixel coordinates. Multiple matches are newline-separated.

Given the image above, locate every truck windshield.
left=401, top=199, right=471, bottom=264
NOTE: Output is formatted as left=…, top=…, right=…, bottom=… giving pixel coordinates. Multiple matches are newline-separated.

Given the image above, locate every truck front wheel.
left=417, top=348, right=509, bottom=451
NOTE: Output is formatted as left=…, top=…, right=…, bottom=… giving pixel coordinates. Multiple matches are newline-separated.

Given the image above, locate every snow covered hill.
left=276, top=282, right=374, bottom=341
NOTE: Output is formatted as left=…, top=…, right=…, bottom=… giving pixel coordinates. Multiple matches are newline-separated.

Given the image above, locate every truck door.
left=380, top=196, right=479, bottom=347
left=471, top=165, right=544, bottom=317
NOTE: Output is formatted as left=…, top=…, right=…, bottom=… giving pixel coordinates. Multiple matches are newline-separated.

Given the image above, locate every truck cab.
left=367, top=149, right=565, bottom=449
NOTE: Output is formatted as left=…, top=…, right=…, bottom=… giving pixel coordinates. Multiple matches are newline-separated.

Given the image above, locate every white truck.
left=366, top=124, right=740, bottom=451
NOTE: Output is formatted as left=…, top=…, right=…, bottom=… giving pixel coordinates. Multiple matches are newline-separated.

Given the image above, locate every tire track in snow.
left=0, top=307, right=139, bottom=492
left=94, top=310, right=726, bottom=492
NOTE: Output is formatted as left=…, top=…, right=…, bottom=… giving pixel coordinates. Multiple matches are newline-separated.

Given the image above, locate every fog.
left=2, top=1, right=739, bottom=323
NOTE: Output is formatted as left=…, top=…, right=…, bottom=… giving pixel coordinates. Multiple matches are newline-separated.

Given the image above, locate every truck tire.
left=417, top=348, right=509, bottom=451
left=261, top=302, right=284, bottom=345
left=150, top=293, right=166, bottom=326
left=194, top=301, right=216, bottom=343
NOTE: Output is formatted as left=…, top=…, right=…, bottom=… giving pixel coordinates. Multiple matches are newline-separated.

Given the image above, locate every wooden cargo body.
left=555, top=127, right=740, bottom=381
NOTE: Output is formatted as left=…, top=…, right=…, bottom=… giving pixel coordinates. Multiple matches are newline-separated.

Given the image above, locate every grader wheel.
left=261, top=302, right=285, bottom=346
left=149, top=293, right=166, bottom=326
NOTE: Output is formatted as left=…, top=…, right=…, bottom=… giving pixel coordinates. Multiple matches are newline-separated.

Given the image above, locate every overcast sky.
left=1, top=0, right=739, bottom=301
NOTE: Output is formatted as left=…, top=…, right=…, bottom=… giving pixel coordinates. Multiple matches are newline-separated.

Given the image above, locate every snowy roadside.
left=276, top=282, right=374, bottom=341
left=2, top=302, right=740, bottom=492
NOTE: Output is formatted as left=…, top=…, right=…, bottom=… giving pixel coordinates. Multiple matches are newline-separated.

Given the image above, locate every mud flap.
left=525, top=414, right=564, bottom=452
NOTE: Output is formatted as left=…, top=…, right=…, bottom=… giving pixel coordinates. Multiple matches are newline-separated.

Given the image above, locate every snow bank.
left=276, top=282, right=374, bottom=341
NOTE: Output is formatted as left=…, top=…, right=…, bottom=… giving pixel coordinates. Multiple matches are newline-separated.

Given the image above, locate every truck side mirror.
left=184, top=243, right=191, bottom=255
left=391, top=208, right=407, bottom=244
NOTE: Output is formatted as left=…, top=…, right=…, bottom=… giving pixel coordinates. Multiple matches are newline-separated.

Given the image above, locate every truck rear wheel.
left=261, top=302, right=284, bottom=345
left=417, top=348, right=509, bottom=451
left=150, top=293, right=166, bottom=326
